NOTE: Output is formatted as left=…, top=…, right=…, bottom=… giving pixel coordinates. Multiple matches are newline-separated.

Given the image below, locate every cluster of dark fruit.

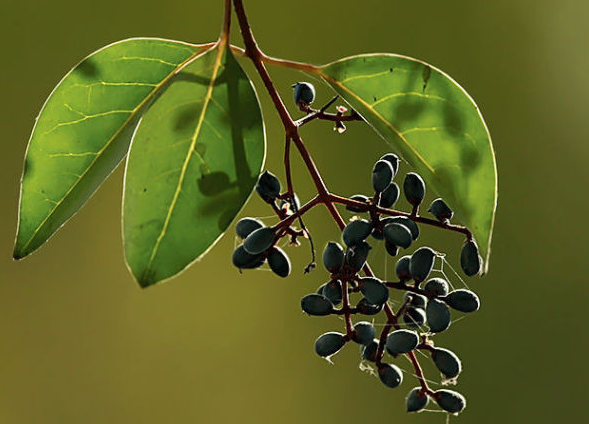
left=231, top=83, right=485, bottom=415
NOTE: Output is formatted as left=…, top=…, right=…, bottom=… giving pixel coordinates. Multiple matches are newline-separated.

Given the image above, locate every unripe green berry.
left=314, top=332, right=345, bottom=358
left=406, top=387, right=429, bottom=412
left=383, top=222, right=412, bottom=249
left=409, top=247, right=435, bottom=283
left=345, top=241, right=372, bottom=271
left=379, top=182, right=399, bottom=208
left=231, top=245, right=265, bottom=269
left=356, top=297, right=383, bottom=315
left=386, top=329, right=419, bottom=355
left=379, top=153, right=399, bottom=176
left=460, top=240, right=482, bottom=276
left=424, top=277, right=449, bottom=297
left=267, top=246, right=291, bottom=278
left=378, top=363, right=403, bottom=388
left=435, top=389, right=466, bottom=414
left=342, top=219, right=373, bottom=247
left=431, top=347, right=462, bottom=379
left=346, top=194, right=369, bottom=213
left=403, top=307, right=426, bottom=328
left=358, top=277, right=389, bottom=305
left=243, top=226, right=275, bottom=255
left=428, top=198, right=454, bottom=221
left=426, top=299, right=451, bottom=333
left=292, top=82, right=316, bottom=106
left=403, top=172, right=425, bottom=206
left=322, top=280, right=342, bottom=305
left=301, top=294, right=334, bottom=316
left=395, top=255, right=412, bottom=281
left=323, top=242, right=345, bottom=273
left=352, top=321, right=377, bottom=345
left=235, top=217, right=264, bottom=239
left=372, top=160, right=394, bottom=193
left=446, top=289, right=480, bottom=313
left=256, top=170, right=281, bottom=202
left=389, top=216, right=419, bottom=240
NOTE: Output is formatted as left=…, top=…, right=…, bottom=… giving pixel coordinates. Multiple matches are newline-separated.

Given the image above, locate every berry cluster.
left=232, top=82, right=484, bottom=415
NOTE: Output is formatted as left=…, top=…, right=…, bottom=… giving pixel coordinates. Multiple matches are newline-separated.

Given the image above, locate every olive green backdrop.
left=1, top=1, right=587, bottom=423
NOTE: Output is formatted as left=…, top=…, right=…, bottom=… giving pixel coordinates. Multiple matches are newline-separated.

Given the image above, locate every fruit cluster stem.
left=231, top=0, right=435, bottom=397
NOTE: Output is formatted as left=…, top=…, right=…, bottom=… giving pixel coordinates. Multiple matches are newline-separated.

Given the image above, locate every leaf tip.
left=12, top=245, right=27, bottom=261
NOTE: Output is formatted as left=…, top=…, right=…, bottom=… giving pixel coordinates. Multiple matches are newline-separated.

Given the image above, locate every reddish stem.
left=232, top=0, right=433, bottom=397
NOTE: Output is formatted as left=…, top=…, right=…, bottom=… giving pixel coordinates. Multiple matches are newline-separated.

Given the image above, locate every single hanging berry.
left=292, top=82, right=316, bottom=107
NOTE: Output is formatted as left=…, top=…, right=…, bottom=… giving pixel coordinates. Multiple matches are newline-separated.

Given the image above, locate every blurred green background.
left=1, top=0, right=587, bottom=423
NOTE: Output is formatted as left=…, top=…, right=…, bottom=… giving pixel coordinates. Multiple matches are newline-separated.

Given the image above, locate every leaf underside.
left=315, top=55, right=497, bottom=272
left=123, top=45, right=265, bottom=287
left=14, top=38, right=203, bottom=259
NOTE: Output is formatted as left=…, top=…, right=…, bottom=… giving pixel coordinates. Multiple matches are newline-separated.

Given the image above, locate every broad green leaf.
left=14, top=38, right=207, bottom=260
left=123, top=44, right=265, bottom=287
left=315, top=54, right=497, bottom=272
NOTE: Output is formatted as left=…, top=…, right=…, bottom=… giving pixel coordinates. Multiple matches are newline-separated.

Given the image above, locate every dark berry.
left=243, top=226, right=275, bottom=255
left=323, top=242, right=345, bottom=273
left=403, top=172, right=425, bottom=206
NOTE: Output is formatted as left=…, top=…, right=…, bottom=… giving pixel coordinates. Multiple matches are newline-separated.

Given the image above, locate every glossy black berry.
left=435, top=389, right=466, bottom=414
left=342, top=219, right=373, bottom=247
left=352, top=321, right=377, bottom=345
left=428, top=198, right=454, bottom=221
left=301, top=294, right=334, bottom=316
left=323, top=242, right=345, bottom=273
left=431, top=347, right=462, bottom=379
left=395, top=255, right=412, bottom=282
left=389, top=216, right=419, bottom=240
left=409, top=246, right=435, bottom=283
left=322, top=280, right=342, bottom=305
left=314, top=332, right=346, bottom=358
left=403, top=172, right=426, bottom=206
left=385, top=240, right=399, bottom=257
left=426, top=299, right=451, bottom=333
left=256, top=170, right=281, bottom=202
left=345, top=241, right=372, bottom=271
left=243, top=226, right=275, bottom=255
left=361, top=339, right=379, bottom=362
left=386, top=329, right=419, bottom=355
left=379, top=182, right=399, bottom=208
left=267, top=246, right=291, bottom=277
left=383, top=222, right=412, bottom=249
left=358, top=277, right=389, bottom=305
left=406, top=387, right=429, bottom=412
left=292, top=82, right=316, bottom=106
left=460, top=240, right=482, bottom=276
left=378, top=363, right=403, bottom=388
left=356, top=297, right=384, bottom=315
left=403, top=307, right=426, bottom=328
left=404, top=292, right=427, bottom=309
left=346, top=195, right=370, bottom=213
left=423, top=277, right=449, bottom=297
left=446, top=289, right=480, bottom=313
left=372, top=160, right=394, bottom=193
left=235, top=217, right=264, bottom=239
left=379, top=153, right=399, bottom=176
left=231, top=245, right=265, bottom=269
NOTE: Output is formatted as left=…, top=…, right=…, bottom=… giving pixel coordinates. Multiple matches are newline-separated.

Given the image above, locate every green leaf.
left=122, top=43, right=265, bottom=287
left=315, top=54, right=497, bottom=272
left=14, top=38, right=206, bottom=259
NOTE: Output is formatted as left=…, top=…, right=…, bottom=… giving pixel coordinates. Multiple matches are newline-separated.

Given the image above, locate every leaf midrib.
left=140, top=43, right=226, bottom=284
